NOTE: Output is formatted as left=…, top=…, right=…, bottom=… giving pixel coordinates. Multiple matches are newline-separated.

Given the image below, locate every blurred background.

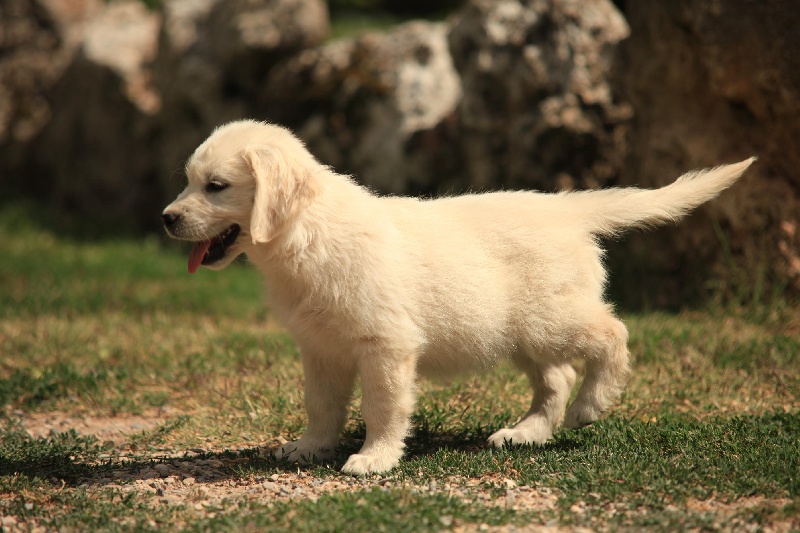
left=1, top=0, right=798, bottom=309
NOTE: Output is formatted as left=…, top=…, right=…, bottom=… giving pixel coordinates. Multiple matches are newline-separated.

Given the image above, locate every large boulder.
left=153, top=0, right=330, bottom=202
left=448, top=0, right=631, bottom=192
left=264, top=20, right=462, bottom=193
left=21, top=0, right=162, bottom=232
left=0, top=0, right=102, bottom=188
left=264, top=0, right=630, bottom=197
left=206, top=0, right=329, bottom=96
left=612, top=0, right=800, bottom=305
left=4, top=0, right=330, bottom=232
left=151, top=0, right=237, bottom=202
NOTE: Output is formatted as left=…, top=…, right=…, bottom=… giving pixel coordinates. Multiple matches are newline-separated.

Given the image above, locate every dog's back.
left=380, top=158, right=755, bottom=376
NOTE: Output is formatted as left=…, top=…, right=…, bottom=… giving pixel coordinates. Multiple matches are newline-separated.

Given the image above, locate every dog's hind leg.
left=488, top=360, right=576, bottom=448
left=563, top=309, right=630, bottom=428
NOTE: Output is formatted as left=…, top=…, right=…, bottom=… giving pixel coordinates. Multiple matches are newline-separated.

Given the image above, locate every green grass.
left=0, top=204, right=264, bottom=320
left=1, top=203, right=798, bottom=531
left=198, top=490, right=520, bottom=532
left=329, top=11, right=410, bottom=40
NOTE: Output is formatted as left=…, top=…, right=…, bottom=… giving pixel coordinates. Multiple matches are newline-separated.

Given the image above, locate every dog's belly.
left=414, top=330, right=513, bottom=379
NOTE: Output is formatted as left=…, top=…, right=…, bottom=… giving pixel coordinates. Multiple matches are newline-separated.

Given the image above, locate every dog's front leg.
left=341, top=348, right=417, bottom=475
left=275, top=352, right=355, bottom=464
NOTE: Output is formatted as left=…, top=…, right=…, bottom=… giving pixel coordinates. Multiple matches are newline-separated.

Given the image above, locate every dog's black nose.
left=162, top=212, right=180, bottom=227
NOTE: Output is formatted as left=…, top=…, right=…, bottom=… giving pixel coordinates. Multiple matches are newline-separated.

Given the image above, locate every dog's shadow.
left=0, top=420, right=583, bottom=489
left=263, top=422, right=584, bottom=473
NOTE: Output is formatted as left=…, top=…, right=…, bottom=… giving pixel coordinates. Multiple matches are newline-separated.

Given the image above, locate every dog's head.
left=162, top=120, right=320, bottom=273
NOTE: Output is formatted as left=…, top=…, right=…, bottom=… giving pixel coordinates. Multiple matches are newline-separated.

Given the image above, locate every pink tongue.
left=188, top=240, right=212, bottom=274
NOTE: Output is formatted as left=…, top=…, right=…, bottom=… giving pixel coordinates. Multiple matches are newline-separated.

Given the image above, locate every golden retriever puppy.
left=162, top=120, right=754, bottom=475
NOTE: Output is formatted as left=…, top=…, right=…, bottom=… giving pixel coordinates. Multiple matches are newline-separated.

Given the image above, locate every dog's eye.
left=206, top=180, right=229, bottom=193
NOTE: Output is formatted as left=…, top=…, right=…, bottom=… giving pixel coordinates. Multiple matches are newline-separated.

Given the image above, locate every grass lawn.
left=1, top=203, right=798, bottom=531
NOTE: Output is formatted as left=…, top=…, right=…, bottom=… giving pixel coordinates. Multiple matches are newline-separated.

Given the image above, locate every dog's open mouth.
left=188, top=224, right=240, bottom=274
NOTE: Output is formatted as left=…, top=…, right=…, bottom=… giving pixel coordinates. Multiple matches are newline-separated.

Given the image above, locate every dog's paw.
left=341, top=452, right=400, bottom=475
left=273, top=439, right=336, bottom=464
left=563, top=402, right=602, bottom=429
left=488, top=426, right=550, bottom=449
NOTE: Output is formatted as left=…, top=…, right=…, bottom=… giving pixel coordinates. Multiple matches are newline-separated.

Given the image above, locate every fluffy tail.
left=570, top=157, right=756, bottom=236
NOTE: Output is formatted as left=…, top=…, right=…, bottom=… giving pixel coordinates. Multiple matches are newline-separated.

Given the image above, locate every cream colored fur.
left=163, top=120, right=755, bottom=475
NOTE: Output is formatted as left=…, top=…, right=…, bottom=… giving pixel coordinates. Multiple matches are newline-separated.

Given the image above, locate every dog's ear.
left=244, top=147, right=317, bottom=244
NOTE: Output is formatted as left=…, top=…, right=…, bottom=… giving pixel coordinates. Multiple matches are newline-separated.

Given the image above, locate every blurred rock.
left=22, top=0, right=161, bottom=232
left=207, top=0, right=329, bottom=95
left=265, top=20, right=462, bottom=193
left=81, top=0, right=161, bottom=114
left=0, top=0, right=102, bottom=145
left=153, top=0, right=329, bottom=202
left=448, top=0, right=631, bottom=192
left=152, top=0, right=237, bottom=201
left=612, top=0, right=800, bottom=304
left=0, top=0, right=102, bottom=188
left=4, top=0, right=330, bottom=231
left=272, top=0, right=630, bottom=196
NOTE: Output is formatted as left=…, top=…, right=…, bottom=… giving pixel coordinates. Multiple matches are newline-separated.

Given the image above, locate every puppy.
left=162, top=120, right=755, bottom=475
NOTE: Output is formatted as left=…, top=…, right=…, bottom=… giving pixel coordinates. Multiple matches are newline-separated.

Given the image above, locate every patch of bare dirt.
left=8, top=410, right=563, bottom=528
left=682, top=497, right=798, bottom=533
left=19, top=410, right=167, bottom=443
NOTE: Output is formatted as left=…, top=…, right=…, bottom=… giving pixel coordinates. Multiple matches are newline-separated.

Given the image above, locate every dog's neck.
left=244, top=173, right=378, bottom=317
left=246, top=172, right=372, bottom=279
